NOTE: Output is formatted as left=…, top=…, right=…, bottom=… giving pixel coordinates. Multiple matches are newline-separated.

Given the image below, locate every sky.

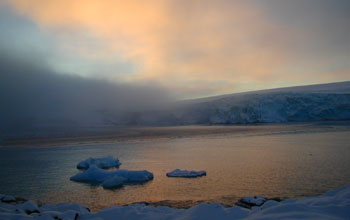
left=0, top=0, right=349, bottom=99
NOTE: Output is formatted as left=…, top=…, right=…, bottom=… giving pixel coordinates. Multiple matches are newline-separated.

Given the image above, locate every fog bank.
left=0, top=50, right=173, bottom=137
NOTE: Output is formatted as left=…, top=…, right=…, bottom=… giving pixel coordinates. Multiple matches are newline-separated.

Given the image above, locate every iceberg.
left=76, top=156, right=121, bottom=169
left=70, top=165, right=154, bottom=189
left=166, top=169, right=206, bottom=178
left=102, top=176, right=127, bottom=189
left=71, top=165, right=110, bottom=183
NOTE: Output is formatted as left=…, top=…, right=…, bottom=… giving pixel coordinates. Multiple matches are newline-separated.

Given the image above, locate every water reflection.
left=0, top=130, right=349, bottom=211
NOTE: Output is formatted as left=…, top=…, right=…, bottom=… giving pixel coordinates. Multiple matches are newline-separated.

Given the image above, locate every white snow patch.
left=166, top=169, right=206, bottom=178
left=1, top=195, right=15, bottom=203
left=17, top=201, right=39, bottom=214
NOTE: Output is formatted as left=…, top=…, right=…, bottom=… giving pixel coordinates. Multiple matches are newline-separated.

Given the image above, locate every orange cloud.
left=4, top=0, right=311, bottom=96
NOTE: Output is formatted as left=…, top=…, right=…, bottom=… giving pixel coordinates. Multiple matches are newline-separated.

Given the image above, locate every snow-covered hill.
left=2, top=82, right=349, bottom=138
left=123, top=81, right=350, bottom=125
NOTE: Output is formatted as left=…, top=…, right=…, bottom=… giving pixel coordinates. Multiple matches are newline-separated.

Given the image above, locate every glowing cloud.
left=3, top=0, right=349, bottom=97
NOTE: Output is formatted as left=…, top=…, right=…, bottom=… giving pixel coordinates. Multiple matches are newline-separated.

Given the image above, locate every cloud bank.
left=3, top=0, right=349, bottom=97
left=0, top=48, right=173, bottom=136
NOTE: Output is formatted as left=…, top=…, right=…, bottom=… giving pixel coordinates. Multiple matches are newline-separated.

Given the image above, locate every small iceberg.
left=70, top=165, right=154, bottom=189
left=166, top=169, right=206, bottom=178
left=76, top=156, right=121, bottom=169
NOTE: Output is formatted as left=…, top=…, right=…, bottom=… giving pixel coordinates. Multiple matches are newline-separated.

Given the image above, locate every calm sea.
left=0, top=128, right=349, bottom=211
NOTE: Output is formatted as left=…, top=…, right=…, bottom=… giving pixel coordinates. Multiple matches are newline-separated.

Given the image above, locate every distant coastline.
left=2, top=121, right=349, bottom=148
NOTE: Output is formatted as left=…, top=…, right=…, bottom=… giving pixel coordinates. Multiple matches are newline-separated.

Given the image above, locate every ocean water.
left=0, top=129, right=349, bottom=211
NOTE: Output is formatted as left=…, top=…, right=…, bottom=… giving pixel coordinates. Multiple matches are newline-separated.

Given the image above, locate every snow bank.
left=0, top=195, right=15, bottom=203
left=166, top=169, right=207, bottom=178
left=77, top=156, right=121, bottom=169
left=236, top=196, right=268, bottom=209
left=17, top=201, right=39, bottom=214
left=246, top=186, right=350, bottom=220
left=70, top=165, right=154, bottom=189
left=1, top=186, right=349, bottom=220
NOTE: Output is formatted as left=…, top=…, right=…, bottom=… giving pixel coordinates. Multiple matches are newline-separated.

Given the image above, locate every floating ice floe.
left=76, top=156, right=121, bottom=169
left=166, top=169, right=206, bottom=178
left=102, top=176, right=127, bottom=189
left=1, top=186, right=350, bottom=220
left=70, top=165, right=154, bottom=189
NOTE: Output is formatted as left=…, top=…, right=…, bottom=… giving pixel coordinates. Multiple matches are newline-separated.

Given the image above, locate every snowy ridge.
left=122, top=81, right=350, bottom=125
left=182, top=81, right=350, bottom=104
left=1, top=186, right=349, bottom=219
left=175, top=92, right=350, bottom=124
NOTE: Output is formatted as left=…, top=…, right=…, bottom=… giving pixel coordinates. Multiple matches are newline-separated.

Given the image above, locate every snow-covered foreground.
left=1, top=186, right=349, bottom=220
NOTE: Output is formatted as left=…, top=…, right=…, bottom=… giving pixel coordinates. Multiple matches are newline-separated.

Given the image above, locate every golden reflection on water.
left=1, top=130, right=349, bottom=212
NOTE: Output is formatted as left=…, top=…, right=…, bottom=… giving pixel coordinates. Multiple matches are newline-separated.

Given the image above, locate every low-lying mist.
left=0, top=50, right=174, bottom=137
left=1, top=49, right=349, bottom=139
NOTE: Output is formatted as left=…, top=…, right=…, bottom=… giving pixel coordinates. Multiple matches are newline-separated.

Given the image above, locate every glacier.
left=118, top=81, right=350, bottom=125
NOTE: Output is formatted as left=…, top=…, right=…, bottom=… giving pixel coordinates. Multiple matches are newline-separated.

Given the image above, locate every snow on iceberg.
left=70, top=165, right=154, bottom=189
left=102, top=176, right=127, bottom=189
left=76, top=156, right=121, bottom=169
left=166, top=169, right=206, bottom=178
